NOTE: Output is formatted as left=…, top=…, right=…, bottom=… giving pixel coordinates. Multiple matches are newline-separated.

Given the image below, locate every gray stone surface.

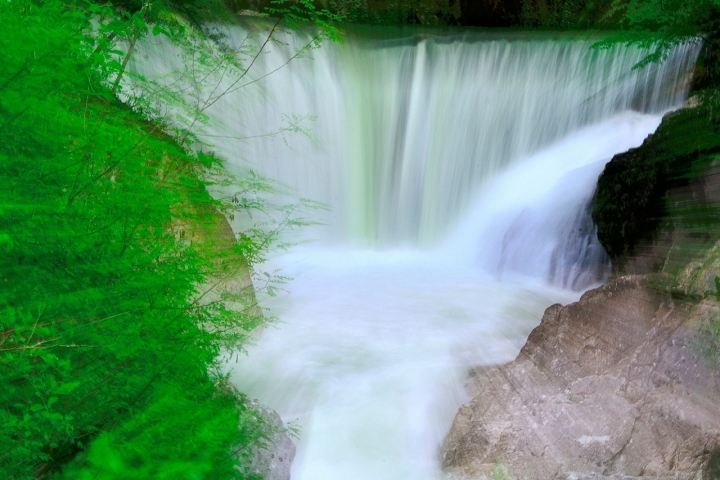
left=442, top=275, right=720, bottom=480
left=246, top=400, right=296, bottom=480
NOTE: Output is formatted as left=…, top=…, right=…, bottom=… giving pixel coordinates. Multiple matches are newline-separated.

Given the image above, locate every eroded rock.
left=441, top=275, right=720, bottom=480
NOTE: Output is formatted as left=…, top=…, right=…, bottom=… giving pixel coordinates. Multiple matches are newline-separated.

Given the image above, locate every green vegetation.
left=0, top=0, right=335, bottom=478
left=601, top=0, right=719, bottom=62
left=324, top=0, right=461, bottom=25
left=520, top=0, right=720, bottom=37
left=519, top=0, right=615, bottom=28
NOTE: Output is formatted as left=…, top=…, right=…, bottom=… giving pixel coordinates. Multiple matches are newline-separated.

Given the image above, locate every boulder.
left=245, top=400, right=296, bottom=480
left=441, top=275, right=720, bottom=479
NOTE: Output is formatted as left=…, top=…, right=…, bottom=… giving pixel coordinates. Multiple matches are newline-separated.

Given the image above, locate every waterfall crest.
left=130, top=25, right=697, bottom=251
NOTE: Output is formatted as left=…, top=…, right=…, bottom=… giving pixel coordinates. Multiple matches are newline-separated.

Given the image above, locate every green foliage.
left=520, top=0, right=616, bottom=28
left=0, top=0, right=321, bottom=477
left=319, top=0, right=460, bottom=25
left=593, top=0, right=719, bottom=68
left=59, top=384, right=269, bottom=480
left=266, top=0, right=343, bottom=39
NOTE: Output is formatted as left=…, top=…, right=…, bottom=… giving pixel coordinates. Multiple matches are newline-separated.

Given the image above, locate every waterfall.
left=128, top=23, right=699, bottom=479
left=130, top=25, right=696, bottom=286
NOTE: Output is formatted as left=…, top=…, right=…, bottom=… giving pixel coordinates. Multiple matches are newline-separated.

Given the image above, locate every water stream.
left=129, top=24, right=698, bottom=479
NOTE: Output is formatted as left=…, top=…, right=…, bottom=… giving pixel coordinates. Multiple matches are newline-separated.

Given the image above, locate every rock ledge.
left=442, top=275, right=720, bottom=480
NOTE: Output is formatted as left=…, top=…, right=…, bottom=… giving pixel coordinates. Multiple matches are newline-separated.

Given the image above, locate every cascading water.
left=129, top=23, right=698, bottom=479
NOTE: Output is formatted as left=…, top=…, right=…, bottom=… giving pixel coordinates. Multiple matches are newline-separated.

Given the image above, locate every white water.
left=231, top=248, right=580, bottom=479
left=128, top=24, right=698, bottom=479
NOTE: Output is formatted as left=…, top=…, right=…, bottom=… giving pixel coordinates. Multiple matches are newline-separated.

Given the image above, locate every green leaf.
left=54, top=381, right=80, bottom=395
left=0, top=233, right=14, bottom=251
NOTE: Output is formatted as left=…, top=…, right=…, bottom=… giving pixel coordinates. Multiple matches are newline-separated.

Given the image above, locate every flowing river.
left=130, top=23, right=699, bottom=479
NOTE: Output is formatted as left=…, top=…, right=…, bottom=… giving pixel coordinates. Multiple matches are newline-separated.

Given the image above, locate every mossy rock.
left=592, top=103, right=720, bottom=269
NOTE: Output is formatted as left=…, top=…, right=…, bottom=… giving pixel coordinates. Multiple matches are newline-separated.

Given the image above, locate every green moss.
left=592, top=104, right=720, bottom=264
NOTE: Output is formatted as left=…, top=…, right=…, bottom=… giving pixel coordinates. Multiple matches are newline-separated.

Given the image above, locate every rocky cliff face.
left=442, top=275, right=720, bottom=479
